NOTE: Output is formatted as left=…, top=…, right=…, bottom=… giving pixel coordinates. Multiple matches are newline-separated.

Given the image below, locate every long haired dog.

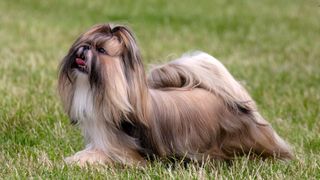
left=58, top=24, right=293, bottom=166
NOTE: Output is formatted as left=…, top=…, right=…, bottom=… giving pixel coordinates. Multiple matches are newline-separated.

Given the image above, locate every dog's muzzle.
left=73, top=45, right=90, bottom=73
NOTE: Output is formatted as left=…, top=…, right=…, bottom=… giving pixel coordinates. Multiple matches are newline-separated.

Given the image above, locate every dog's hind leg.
left=216, top=110, right=293, bottom=160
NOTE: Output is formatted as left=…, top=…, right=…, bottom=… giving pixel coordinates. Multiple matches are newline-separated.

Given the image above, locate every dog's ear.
left=111, top=25, right=143, bottom=70
left=110, top=25, right=149, bottom=127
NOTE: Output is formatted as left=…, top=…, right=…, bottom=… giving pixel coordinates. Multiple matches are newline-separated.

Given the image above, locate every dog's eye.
left=97, top=47, right=107, bottom=54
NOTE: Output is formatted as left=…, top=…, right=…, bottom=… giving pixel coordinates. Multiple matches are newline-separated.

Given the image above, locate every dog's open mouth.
left=73, top=58, right=88, bottom=73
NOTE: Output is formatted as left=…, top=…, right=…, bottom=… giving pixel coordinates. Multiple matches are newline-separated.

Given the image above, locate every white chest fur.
left=71, top=74, right=94, bottom=122
left=70, top=74, right=112, bottom=151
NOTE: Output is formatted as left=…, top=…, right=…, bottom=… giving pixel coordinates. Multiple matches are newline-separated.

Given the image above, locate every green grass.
left=1, top=0, right=319, bottom=178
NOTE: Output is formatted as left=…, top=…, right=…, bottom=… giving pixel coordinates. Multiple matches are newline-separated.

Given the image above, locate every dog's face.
left=60, top=24, right=129, bottom=87
left=71, top=31, right=123, bottom=75
left=59, top=24, right=145, bottom=86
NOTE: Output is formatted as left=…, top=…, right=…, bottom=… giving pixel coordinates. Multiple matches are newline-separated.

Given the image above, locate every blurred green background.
left=0, top=0, right=319, bottom=178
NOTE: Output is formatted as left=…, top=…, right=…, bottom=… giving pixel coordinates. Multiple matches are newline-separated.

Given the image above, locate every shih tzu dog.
left=58, top=24, right=293, bottom=166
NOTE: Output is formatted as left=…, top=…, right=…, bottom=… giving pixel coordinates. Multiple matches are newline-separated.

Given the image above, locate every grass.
left=0, top=0, right=319, bottom=178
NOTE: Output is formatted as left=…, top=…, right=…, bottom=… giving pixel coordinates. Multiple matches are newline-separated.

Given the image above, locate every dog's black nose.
left=78, top=45, right=90, bottom=60
left=83, top=45, right=90, bottom=51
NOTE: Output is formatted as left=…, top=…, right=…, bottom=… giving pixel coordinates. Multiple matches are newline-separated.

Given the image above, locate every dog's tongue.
left=75, top=58, right=86, bottom=66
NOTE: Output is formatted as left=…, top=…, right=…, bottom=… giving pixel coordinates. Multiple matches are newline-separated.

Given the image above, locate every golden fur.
left=58, top=24, right=293, bottom=166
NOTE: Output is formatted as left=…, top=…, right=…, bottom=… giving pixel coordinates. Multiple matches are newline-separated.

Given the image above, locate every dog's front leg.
left=64, top=148, right=110, bottom=166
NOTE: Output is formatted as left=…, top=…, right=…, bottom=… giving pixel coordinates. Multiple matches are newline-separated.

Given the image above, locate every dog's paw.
left=64, top=149, right=109, bottom=166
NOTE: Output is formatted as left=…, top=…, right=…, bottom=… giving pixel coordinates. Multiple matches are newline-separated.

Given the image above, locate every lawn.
left=0, top=0, right=319, bottom=178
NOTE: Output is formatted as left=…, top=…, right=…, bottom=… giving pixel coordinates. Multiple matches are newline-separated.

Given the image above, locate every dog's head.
left=58, top=24, right=148, bottom=125
left=59, top=24, right=143, bottom=86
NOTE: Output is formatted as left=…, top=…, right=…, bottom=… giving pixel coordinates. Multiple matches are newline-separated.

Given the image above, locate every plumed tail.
left=250, top=112, right=294, bottom=160
left=147, top=51, right=293, bottom=160
left=148, top=52, right=255, bottom=113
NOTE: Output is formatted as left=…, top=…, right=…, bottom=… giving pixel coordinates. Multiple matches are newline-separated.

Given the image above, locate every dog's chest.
left=71, top=76, right=94, bottom=122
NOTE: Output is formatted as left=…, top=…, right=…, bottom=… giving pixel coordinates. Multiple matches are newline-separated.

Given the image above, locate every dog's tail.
left=147, top=51, right=293, bottom=160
